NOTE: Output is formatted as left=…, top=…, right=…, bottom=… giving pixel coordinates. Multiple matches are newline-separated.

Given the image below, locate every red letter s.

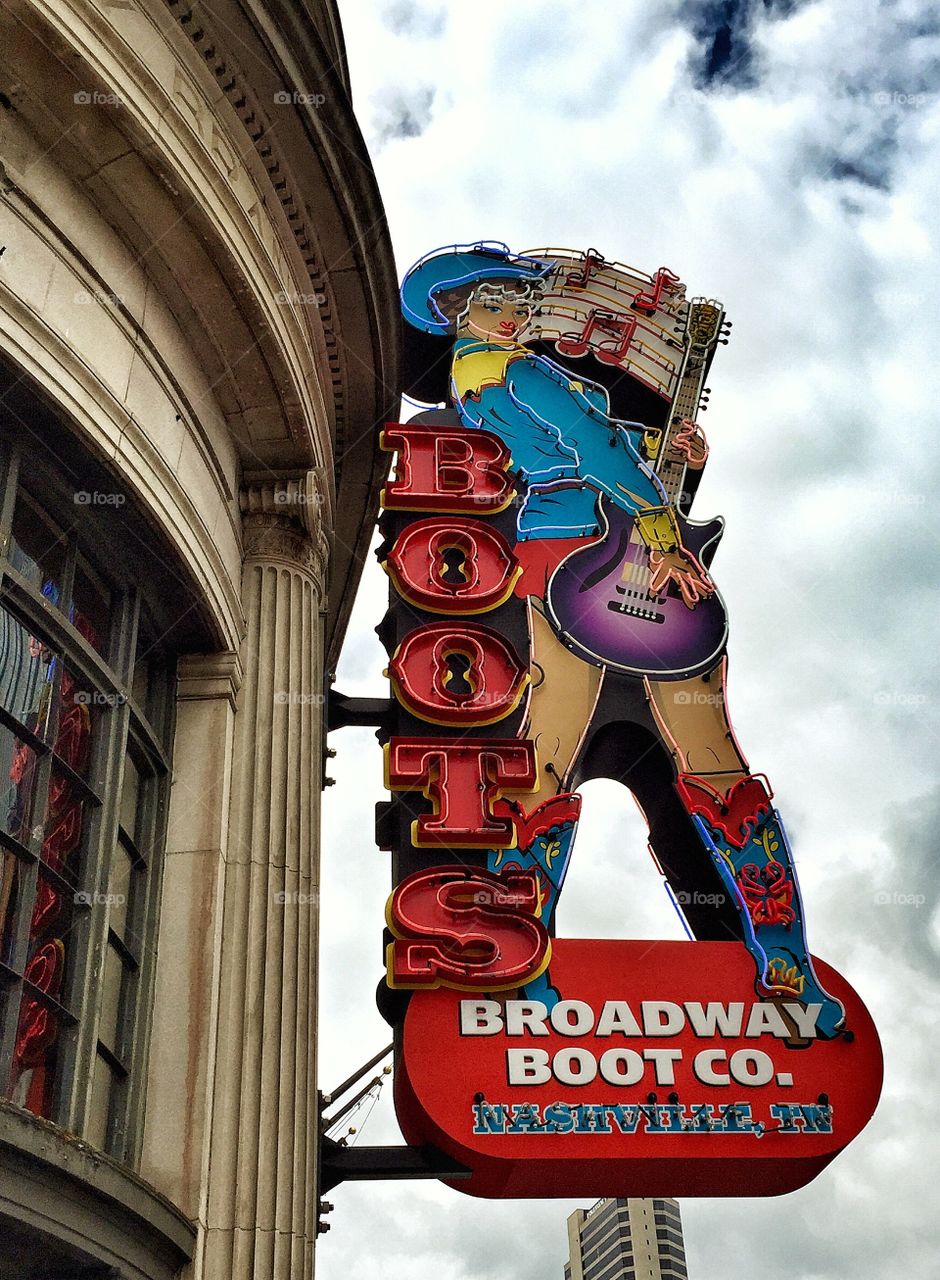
left=387, top=865, right=550, bottom=990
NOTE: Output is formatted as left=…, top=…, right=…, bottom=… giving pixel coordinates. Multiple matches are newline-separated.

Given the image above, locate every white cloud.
left=320, top=3, right=940, bottom=1276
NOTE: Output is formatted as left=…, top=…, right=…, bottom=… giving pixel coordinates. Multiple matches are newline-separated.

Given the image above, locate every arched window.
left=0, top=397, right=182, bottom=1166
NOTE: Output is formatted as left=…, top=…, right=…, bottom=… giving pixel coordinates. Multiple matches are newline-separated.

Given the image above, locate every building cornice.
left=166, top=0, right=400, bottom=659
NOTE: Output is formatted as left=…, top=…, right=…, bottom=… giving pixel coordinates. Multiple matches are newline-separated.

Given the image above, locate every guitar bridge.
left=607, top=601, right=665, bottom=623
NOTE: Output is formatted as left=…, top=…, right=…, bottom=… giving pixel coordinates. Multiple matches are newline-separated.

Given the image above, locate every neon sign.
left=375, top=242, right=882, bottom=1197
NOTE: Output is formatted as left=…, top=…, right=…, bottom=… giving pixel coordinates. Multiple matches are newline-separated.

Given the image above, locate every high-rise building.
left=565, top=1197, right=689, bottom=1280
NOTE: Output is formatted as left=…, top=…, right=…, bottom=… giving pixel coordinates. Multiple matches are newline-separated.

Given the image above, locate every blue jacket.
left=451, top=339, right=666, bottom=540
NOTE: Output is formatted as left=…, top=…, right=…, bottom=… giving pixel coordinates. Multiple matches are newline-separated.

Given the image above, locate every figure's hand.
left=649, top=546, right=715, bottom=610
left=666, top=418, right=708, bottom=471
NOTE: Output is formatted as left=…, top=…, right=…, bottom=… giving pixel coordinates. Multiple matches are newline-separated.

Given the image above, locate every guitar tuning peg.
left=718, top=338, right=730, bottom=345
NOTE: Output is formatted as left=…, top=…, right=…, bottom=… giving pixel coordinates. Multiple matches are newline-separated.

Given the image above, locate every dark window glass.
left=581, top=1203, right=629, bottom=1251
left=0, top=428, right=173, bottom=1170
left=587, top=1254, right=635, bottom=1280
left=41, top=768, right=88, bottom=883
left=9, top=492, right=67, bottom=603
left=0, top=727, right=40, bottom=844
left=0, top=604, right=58, bottom=740
left=71, top=555, right=112, bottom=658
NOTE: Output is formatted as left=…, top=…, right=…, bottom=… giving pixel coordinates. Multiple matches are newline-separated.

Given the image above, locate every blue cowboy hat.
left=400, top=241, right=553, bottom=336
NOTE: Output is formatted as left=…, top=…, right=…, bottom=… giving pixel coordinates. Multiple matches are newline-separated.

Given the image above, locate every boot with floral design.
left=677, top=773, right=845, bottom=1039
left=488, top=792, right=581, bottom=1010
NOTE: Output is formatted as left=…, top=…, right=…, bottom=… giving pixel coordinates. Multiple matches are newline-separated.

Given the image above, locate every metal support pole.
left=320, top=1043, right=393, bottom=1108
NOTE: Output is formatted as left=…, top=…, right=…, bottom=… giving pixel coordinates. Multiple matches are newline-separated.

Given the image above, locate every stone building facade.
left=0, top=1, right=397, bottom=1276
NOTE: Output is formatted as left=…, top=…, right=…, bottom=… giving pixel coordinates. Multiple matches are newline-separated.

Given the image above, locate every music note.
left=633, top=266, right=682, bottom=315
left=595, top=312, right=638, bottom=366
left=564, top=248, right=606, bottom=290
left=556, top=310, right=638, bottom=364
left=557, top=310, right=602, bottom=357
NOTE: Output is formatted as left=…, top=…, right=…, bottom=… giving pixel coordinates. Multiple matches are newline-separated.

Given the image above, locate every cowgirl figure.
left=400, top=243, right=844, bottom=1038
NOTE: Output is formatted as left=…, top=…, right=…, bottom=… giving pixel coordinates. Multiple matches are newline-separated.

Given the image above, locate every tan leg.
left=523, top=601, right=603, bottom=805
left=645, top=657, right=749, bottom=794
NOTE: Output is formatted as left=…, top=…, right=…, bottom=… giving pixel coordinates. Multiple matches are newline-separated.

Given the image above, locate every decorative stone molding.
left=239, top=474, right=330, bottom=589
left=176, top=652, right=244, bottom=710
left=239, top=469, right=331, bottom=537
left=165, top=0, right=349, bottom=448
left=161, top=0, right=400, bottom=664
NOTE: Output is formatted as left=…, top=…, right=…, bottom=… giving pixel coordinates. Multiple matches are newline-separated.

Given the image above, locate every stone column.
left=201, top=474, right=329, bottom=1280
left=139, top=651, right=241, bottom=1228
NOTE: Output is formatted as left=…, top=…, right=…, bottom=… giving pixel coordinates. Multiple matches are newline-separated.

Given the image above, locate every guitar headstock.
left=686, top=298, right=730, bottom=353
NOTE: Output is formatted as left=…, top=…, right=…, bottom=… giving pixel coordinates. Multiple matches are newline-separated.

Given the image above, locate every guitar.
left=546, top=300, right=730, bottom=680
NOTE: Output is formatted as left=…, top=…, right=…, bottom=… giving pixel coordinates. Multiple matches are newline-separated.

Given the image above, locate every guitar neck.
left=653, top=350, right=707, bottom=504
left=652, top=299, right=724, bottom=505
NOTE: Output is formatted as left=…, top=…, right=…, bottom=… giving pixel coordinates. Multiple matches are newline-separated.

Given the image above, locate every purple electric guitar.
left=546, top=300, right=729, bottom=680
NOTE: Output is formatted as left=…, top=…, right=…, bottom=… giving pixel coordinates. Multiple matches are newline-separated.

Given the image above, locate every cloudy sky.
left=318, top=3, right=940, bottom=1277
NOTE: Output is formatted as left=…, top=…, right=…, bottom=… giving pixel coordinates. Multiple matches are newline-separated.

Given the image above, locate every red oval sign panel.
left=396, top=940, right=882, bottom=1198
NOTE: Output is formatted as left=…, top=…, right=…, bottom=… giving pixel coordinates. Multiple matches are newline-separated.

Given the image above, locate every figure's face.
left=461, top=292, right=531, bottom=343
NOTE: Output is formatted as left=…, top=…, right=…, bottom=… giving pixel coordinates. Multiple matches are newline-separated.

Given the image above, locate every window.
left=654, top=1201, right=682, bottom=1222
left=654, top=1213, right=683, bottom=1232
left=656, top=1226, right=685, bottom=1245
left=583, top=1228, right=633, bottom=1273
left=0, top=420, right=176, bottom=1167
left=585, top=1253, right=635, bottom=1280
left=581, top=1202, right=629, bottom=1252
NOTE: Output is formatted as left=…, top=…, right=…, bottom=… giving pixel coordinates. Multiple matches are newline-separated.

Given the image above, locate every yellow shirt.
left=451, top=340, right=529, bottom=400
